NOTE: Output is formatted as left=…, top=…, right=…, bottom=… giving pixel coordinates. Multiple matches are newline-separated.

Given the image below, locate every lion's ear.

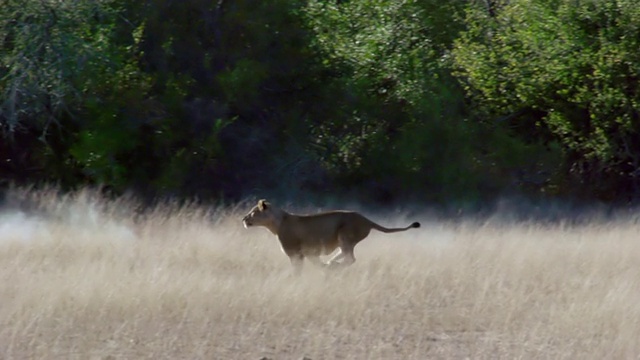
left=258, top=199, right=268, bottom=210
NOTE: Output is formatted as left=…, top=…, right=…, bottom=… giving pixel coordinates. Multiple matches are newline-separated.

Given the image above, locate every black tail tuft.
left=411, top=222, right=421, bottom=228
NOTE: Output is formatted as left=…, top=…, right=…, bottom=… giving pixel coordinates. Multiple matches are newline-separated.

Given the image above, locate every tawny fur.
left=242, top=199, right=420, bottom=273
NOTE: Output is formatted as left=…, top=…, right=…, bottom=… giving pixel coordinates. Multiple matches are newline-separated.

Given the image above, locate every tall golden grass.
left=1, top=189, right=639, bottom=359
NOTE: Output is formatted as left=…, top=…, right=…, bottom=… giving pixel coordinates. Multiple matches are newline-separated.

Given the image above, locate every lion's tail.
left=370, top=221, right=421, bottom=233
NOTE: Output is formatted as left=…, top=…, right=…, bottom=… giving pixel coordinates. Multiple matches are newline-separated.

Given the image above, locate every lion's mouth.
left=243, top=220, right=252, bottom=228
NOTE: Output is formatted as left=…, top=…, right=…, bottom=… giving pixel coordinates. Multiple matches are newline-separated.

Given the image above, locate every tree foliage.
left=303, top=0, right=488, bottom=202
left=2, top=0, right=640, bottom=205
left=453, top=0, right=640, bottom=199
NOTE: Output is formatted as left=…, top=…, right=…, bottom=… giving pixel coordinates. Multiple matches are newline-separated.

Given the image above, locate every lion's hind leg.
left=327, top=249, right=345, bottom=265
left=327, top=234, right=356, bottom=268
left=339, top=248, right=355, bottom=266
left=306, top=256, right=330, bottom=268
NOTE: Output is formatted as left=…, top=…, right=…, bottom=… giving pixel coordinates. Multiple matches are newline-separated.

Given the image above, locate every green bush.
left=453, top=0, right=640, bottom=198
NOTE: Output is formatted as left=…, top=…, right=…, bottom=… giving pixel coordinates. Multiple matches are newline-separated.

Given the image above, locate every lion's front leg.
left=288, top=254, right=304, bottom=275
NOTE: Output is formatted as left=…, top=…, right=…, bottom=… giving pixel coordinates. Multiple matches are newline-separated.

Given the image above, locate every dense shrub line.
left=1, top=0, right=639, bottom=205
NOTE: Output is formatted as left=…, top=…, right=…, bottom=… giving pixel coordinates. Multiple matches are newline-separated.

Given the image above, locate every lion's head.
left=242, top=199, right=282, bottom=233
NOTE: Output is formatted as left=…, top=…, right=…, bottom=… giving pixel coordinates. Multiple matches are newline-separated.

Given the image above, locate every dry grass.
left=1, top=189, right=640, bottom=359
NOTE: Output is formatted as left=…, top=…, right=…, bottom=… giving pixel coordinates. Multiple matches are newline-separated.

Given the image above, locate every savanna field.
left=1, top=190, right=639, bottom=359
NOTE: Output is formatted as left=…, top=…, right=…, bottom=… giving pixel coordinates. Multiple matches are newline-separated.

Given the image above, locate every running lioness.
left=242, top=199, right=420, bottom=273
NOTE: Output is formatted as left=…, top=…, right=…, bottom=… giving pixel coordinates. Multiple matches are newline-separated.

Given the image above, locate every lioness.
left=242, top=199, right=420, bottom=273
